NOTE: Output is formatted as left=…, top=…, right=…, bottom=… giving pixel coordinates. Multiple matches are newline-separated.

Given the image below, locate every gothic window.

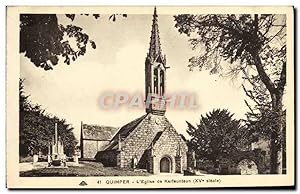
left=160, top=70, right=164, bottom=95
left=154, top=68, right=158, bottom=94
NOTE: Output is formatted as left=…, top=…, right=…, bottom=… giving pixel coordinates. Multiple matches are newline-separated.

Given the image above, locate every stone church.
left=90, top=8, right=189, bottom=174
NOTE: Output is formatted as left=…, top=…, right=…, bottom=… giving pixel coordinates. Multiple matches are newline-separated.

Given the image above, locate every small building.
left=80, top=123, right=118, bottom=159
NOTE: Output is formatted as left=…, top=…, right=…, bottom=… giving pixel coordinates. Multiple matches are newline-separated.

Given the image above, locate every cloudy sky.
left=20, top=11, right=249, bottom=141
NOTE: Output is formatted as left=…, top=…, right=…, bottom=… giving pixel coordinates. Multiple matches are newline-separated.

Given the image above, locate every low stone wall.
left=95, top=150, right=118, bottom=167
left=195, top=149, right=266, bottom=174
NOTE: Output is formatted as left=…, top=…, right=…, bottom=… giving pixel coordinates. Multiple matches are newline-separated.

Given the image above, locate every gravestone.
left=74, top=154, right=79, bottom=165
left=33, top=154, right=38, bottom=165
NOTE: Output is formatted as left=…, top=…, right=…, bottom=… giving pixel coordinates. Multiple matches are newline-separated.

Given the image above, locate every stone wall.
left=187, top=151, right=196, bottom=169
left=82, top=140, right=97, bottom=158
left=95, top=149, right=119, bottom=167
left=82, top=140, right=110, bottom=159
left=251, top=138, right=271, bottom=171
left=152, top=126, right=188, bottom=174
left=237, top=159, right=259, bottom=175
left=121, top=114, right=170, bottom=168
left=175, top=156, right=182, bottom=173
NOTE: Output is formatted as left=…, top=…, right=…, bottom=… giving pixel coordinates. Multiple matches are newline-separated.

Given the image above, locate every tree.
left=174, top=14, right=286, bottom=174
left=242, top=79, right=286, bottom=173
left=186, top=109, right=248, bottom=165
left=19, top=79, right=78, bottom=157
left=19, top=78, right=31, bottom=156
left=20, top=14, right=127, bottom=70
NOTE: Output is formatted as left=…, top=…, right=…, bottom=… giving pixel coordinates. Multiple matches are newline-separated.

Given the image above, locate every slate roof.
left=109, top=114, right=147, bottom=142
left=105, top=114, right=175, bottom=151
left=103, top=114, right=148, bottom=150
left=102, top=113, right=187, bottom=152
left=81, top=123, right=118, bottom=141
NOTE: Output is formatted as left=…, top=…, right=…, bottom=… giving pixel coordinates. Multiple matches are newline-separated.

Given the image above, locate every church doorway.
left=160, top=156, right=171, bottom=173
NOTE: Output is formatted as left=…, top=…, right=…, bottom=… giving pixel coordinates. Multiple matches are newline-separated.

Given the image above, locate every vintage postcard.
left=6, top=6, right=294, bottom=188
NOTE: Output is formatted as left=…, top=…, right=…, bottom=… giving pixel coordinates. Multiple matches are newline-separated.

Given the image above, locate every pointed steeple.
left=148, top=7, right=163, bottom=61
left=145, top=7, right=167, bottom=116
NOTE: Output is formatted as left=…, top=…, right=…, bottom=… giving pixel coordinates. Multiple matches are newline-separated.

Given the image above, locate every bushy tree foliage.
left=242, top=82, right=283, bottom=141
left=175, top=14, right=286, bottom=174
left=242, top=80, right=286, bottom=172
left=19, top=79, right=78, bottom=157
left=20, top=14, right=127, bottom=70
left=186, top=109, right=249, bottom=164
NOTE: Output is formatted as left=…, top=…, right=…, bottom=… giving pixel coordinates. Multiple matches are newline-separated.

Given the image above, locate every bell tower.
left=145, top=7, right=168, bottom=116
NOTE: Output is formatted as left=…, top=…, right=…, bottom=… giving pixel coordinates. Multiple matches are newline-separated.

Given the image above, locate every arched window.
left=160, top=70, right=164, bottom=95
left=154, top=68, right=158, bottom=94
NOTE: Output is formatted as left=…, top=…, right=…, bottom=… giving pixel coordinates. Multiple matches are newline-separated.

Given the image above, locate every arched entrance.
left=237, top=159, right=258, bottom=175
left=231, top=150, right=266, bottom=174
left=160, top=156, right=171, bottom=173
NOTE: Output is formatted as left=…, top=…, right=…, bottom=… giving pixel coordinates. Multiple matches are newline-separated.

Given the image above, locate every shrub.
left=20, top=156, right=33, bottom=163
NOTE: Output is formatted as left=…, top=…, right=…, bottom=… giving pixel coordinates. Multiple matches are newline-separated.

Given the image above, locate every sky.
left=20, top=12, right=250, bottom=141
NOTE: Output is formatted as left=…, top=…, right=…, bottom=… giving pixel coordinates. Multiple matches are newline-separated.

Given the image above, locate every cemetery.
left=19, top=122, right=149, bottom=177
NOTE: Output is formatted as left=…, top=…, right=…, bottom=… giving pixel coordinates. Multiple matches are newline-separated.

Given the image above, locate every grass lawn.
left=20, top=161, right=150, bottom=177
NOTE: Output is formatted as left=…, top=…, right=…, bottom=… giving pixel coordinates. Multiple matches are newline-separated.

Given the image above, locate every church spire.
left=145, top=7, right=167, bottom=116
left=148, top=7, right=162, bottom=61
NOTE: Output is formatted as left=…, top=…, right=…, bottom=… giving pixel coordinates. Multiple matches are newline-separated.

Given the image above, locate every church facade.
left=95, top=8, right=189, bottom=174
